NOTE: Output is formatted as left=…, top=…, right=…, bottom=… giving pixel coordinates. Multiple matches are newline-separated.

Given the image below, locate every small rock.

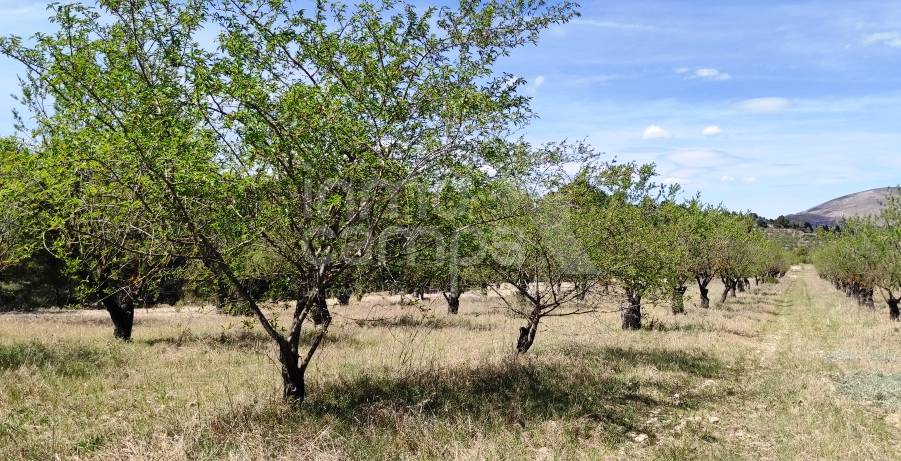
left=633, top=433, right=648, bottom=443
left=708, top=416, right=720, bottom=424
left=701, top=379, right=717, bottom=388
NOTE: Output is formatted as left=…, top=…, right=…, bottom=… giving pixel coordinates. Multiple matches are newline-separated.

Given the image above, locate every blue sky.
left=2, top=0, right=900, bottom=216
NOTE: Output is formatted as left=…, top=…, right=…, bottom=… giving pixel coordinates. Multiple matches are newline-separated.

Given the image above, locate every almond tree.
left=484, top=172, right=601, bottom=354
left=658, top=199, right=698, bottom=314
left=592, top=163, right=676, bottom=330
left=3, top=0, right=577, bottom=403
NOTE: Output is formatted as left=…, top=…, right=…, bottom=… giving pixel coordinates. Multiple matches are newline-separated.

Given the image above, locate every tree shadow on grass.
left=591, top=346, right=726, bottom=379
left=208, top=344, right=732, bottom=454
left=642, top=320, right=760, bottom=339
left=0, top=342, right=120, bottom=377
left=140, top=328, right=361, bottom=349
left=349, top=314, right=493, bottom=332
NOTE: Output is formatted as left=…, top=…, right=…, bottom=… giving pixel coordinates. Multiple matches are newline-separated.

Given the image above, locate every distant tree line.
left=813, top=196, right=901, bottom=321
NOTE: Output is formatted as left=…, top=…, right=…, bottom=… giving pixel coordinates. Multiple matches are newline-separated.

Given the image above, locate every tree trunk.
left=719, top=277, right=731, bottom=304
left=281, top=290, right=332, bottom=405
left=621, top=290, right=642, bottom=330
left=102, top=295, right=134, bottom=341
left=671, top=285, right=687, bottom=314
left=443, top=290, right=461, bottom=315
left=310, top=292, right=332, bottom=326
left=516, top=315, right=540, bottom=354
left=697, top=277, right=711, bottom=309
left=336, top=289, right=351, bottom=306
left=863, top=288, right=876, bottom=309
left=279, top=344, right=305, bottom=403
left=888, top=298, right=900, bottom=322
left=575, top=279, right=587, bottom=300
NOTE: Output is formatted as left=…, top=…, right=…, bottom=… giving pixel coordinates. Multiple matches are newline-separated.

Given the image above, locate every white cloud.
left=702, top=125, right=723, bottom=137
left=522, top=75, right=544, bottom=94
left=642, top=124, right=672, bottom=140
left=737, top=97, right=791, bottom=113
left=862, top=32, right=901, bottom=48
left=677, top=67, right=731, bottom=81
left=694, top=68, right=731, bottom=81
left=742, top=176, right=757, bottom=183
left=720, top=175, right=735, bottom=182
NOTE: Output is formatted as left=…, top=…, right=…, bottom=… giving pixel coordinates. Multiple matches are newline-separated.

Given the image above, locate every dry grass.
left=1, top=267, right=899, bottom=460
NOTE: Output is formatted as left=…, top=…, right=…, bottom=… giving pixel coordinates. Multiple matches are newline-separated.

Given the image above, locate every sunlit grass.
left=0, top=268, right=898, bottom=459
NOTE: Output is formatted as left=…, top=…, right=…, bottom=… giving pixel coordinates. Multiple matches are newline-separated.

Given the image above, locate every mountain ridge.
left=786, top=186, right=900, bottom=226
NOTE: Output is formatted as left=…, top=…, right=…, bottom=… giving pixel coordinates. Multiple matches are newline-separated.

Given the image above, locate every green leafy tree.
left=3, top=0, right=577, bottom=403
left=0, top=138, right=38, bottom=284
left=590, top=162, right=676, bottom=330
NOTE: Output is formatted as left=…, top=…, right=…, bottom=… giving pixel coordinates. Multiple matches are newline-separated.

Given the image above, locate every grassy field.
left=1, top=265, right=900, bottom=460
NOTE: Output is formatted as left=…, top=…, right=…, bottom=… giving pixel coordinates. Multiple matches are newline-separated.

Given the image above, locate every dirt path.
left=707, top=265, right=901, bottom=459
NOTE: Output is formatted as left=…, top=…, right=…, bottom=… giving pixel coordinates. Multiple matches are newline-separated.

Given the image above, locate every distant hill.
left=786, top=187, right=900, bottom=227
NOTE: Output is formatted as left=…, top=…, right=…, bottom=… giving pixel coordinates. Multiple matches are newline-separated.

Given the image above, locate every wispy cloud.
left=862, top=32, right=901, bottom=48
left=677, top=67, right=732, bottom=81
left=702, top=125, right=723, bottom=137
left=642, top=124, right=672, bottom=140
left=737, top=97, right=791, bottom=113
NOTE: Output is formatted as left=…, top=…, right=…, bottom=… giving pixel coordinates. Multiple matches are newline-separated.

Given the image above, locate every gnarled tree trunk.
left=697, top=276, right=711, bottom=309
left=888, top=297, right=900, bottom=322
left=101, top=294, right=135, bottom=341
left=443, top=290, right=461, bottom=315
left=621, top=290, right=642, bottom=330
left=516, top=314, right=540, bottom=354
left=280, top=291, right=332, bottom=405
left=719, top=277, right=736, bottom=304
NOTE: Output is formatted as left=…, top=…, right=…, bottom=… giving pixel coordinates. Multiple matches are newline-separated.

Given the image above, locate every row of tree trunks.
left=827, top=279, right=898, bottom=320
left=833, top=280, right=876, bottom=309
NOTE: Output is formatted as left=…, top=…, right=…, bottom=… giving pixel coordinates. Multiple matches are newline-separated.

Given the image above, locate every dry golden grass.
left=1, top=267, right=899, bottom=460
